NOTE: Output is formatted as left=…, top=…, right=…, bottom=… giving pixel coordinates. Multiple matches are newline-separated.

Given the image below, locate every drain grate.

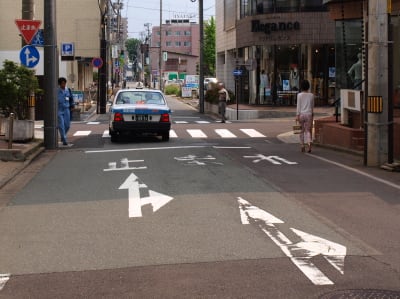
left=320, top=289, right=400, bottom=299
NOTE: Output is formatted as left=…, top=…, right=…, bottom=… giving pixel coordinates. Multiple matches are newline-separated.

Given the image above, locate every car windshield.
left=115, top=91, right=165, bottom=105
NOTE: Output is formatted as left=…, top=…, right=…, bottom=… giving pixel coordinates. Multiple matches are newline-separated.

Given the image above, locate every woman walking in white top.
left=296, top=80, right=314, bottom=153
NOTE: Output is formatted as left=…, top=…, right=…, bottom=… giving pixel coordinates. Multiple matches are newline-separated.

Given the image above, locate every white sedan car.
left=109, top=89, right=171, bottom=142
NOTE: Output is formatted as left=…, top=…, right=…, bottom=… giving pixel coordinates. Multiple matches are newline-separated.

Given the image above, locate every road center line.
left=311, top=154, right=400, bottom=191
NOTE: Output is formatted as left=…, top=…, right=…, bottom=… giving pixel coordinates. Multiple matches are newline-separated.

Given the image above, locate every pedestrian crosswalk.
left=67, top=119, right=268, bottom=140
left=72, top=128, right=267, bottom=139
left=173, top=120, right=231, bottom=124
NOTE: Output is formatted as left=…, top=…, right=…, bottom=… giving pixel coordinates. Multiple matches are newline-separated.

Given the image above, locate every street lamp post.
left=159, top=0, right=163, bottom=91
left=190, top=0, right=204, bottom=113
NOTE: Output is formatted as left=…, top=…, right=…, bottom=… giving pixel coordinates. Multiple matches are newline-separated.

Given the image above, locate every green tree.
left=0, top=60, right=39, bottom=119
left=203, top=16, right=216, bottom=76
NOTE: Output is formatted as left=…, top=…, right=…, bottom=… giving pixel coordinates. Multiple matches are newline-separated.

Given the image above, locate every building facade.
left=216, top=0, right=335, bottom=105
left=150, top=19, right=200, bottom=81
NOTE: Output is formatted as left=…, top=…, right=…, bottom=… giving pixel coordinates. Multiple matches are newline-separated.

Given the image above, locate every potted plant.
left=0, top=60, right=39, bottom=141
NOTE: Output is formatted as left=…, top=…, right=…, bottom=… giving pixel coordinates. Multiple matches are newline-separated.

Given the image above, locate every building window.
left=166, top=31, right=172, bottom=36
left=184, top=41, right=191, bottom=47
left=184, top=31, right=191, bottom=36
left=157, top=31, right=160, bottom=36
left=175, top=31, right=181, bottom=36
left=175, top=41, right=181, bottom=47
left=166, top=41, right=172, bottom=47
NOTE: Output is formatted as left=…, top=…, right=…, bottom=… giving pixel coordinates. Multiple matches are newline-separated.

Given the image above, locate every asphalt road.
left=0, top=96, right=399, bottom=299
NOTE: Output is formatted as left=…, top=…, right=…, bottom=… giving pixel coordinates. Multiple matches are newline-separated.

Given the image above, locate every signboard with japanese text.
left=15, top=19, right=41, bottom=44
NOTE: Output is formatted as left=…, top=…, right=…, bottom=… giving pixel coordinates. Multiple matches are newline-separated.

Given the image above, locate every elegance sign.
left=251, top=20, right=300, bottom=35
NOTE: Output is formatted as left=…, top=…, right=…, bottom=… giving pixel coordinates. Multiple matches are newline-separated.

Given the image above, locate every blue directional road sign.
left=19, top=45, right=40, bottom=68
left=233, top=69, right=243, bottom=76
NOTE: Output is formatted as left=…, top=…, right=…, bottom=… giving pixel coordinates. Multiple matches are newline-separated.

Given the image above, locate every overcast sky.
left=122, top=0, right=215, bottom=39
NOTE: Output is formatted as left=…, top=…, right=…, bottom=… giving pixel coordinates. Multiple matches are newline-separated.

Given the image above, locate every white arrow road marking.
left=238, top=197, right=346, bottom=285
left=243, top=154, right=298, bottom=165
left=0, top=274, right=10, bottom=291
left=119, top=173, right=173, bottom=218
left=24, top=48, right=38, bottom=65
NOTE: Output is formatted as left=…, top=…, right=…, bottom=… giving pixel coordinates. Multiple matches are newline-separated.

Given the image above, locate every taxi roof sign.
left=15, top=19, right=42, bottom=44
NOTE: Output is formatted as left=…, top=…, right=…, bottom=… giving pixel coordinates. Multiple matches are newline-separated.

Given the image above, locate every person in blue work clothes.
left=57, top=77, right=71, bottom=146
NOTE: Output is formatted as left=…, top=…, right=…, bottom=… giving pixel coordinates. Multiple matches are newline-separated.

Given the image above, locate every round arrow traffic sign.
left=19, top=45, right=40, bottom=68
left=92, top=57, right=103, bottom=68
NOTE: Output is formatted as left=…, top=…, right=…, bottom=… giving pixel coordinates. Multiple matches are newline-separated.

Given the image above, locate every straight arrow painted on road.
left=119, top=173, right=173, bottom=218
left=238, top=197, right=346, bottom=285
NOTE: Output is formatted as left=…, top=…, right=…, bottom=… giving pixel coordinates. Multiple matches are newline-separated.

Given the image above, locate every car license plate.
left=134, top=114, right=148, bottom=121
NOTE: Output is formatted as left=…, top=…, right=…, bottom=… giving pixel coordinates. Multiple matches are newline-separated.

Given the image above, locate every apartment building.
left=150, top=19, right=200, bottom=80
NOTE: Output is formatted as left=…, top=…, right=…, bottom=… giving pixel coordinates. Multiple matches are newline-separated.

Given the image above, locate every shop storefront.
left=232, top=1, right=335, bottom=105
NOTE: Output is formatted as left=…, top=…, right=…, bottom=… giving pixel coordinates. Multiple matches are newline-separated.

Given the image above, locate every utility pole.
left=198, top=0, right=204, bottom=113
left=366, top=0, right=389, bottom=166
left=21, top=0, right=33, bottom=46
left=43, top=0, right=58, bottom=149
left=22, top=0, right=35, bottom=121
left=159, top=0, right=163, bottom=91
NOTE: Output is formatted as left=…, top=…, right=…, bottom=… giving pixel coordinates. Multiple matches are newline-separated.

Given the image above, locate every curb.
left=0, top=142, right=45, bottom=189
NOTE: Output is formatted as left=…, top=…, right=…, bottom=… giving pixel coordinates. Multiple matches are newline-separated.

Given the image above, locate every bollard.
left=8, top=113, right=14, bottom=149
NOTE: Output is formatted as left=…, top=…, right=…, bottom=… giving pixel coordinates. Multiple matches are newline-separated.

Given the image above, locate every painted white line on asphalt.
left=195, top=121, right=211, bottom=124
left=85, top=146, right=207, bottom=154
left=73, top=130, right=91, bottom=136
left=102, top=130, right=110, bottom=138
left=170, top=130, right=178, bottom=138
left=87, top=121, right=100, bottom=125
left=0, top=274, right=10, bottom=291
left=213, top=146, right=252, bottom=149
left=173, top=116, right=200, bottom=119
left=187, top=129, right=207, bottom=138
left=312, top=155, right=400, bottom=191
left=175, top=121, right=188, bottom=124
left=240, top=129, right=266, bottom=138
left=215, top=129, right=237, bottom=138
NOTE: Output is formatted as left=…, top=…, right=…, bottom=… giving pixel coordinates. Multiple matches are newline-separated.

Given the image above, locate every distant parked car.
left=109, top=89, right=171, bottom=142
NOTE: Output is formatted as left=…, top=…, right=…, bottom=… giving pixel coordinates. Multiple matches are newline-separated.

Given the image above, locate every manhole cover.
left=320, top=289, right=400, bottom=299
